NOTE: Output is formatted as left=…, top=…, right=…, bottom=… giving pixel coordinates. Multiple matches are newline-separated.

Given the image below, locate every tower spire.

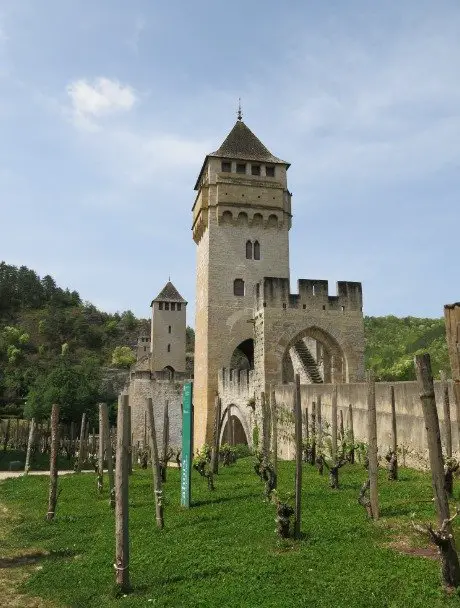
left=237, top=98, right=242, bottom=121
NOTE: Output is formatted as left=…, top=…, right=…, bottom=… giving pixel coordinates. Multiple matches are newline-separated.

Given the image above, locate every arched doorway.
left=282, top=327, right=346, bottom=384
left=230, top=338, right=254, bottom=371
left=162, top=366, right=175, bottom=380
left=219, top=405, right=249, bottom=446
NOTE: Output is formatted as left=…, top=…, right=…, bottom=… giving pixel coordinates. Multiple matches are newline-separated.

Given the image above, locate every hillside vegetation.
left=0, top=262, right=450, bottom=419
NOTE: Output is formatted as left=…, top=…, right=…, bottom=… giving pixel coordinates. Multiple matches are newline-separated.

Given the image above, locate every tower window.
left=246, top=240, right=253, bottom=259
left=251, top=164, right=261, bottom=176
left=168, top=325, right=171, bottom=334
left=159, top=302, right=163, bottom=310
left=165, top=302, right=169, bottom=310
left=177, top=303, right=182, bottom=311
left=171, top=302, right=176, bottom=311
left=167, top=344, right=171, bottom=352
left=266, top=166, right=275, bottom=177
left=221, top=161, right=231, bottom=172
left=236, top=163, right=246, bottom=174
left=254, top=240, right=260, bottom=260
left=234, top=279, right=245, bottom=296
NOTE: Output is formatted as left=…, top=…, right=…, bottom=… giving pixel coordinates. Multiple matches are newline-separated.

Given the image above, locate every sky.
left=0, top=0, right=459, bottom=324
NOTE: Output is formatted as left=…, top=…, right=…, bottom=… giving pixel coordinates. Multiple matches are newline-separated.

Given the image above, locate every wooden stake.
left=348, top=404, right=355, bottom=464
left=24, top=418, right=35, bottom=475
left=127, top=402, right=132, bottom=475
left=440, top=371, right=452, bottom=458
left=115, top=394, right=130, bottom=591
left=270, top=387, right=278, bottom=480
left=46, top=405, right=60, bottom=521
left=331, top=385, right=338, bottom=463
left=210, top=396, right=221, bottom=475
left=415, top=353, right=460, bottom=588
left=146, top=398, right=164, bottom=529
left=161, top=400, right=169, bottom=481
left=294, top=374, right=302, bottom=539
left=387, top=386, right=398, bottom=481
left=367, top=370, right=379, bottom=520
left=98, top=404, right=105, bottom=493
left=77, top=413, right=86, bottom=472
left=101, top=403, right=115, bottom=508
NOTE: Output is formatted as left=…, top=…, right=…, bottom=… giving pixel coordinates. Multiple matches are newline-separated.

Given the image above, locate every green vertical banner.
left=181, top=381, right=193, bottom=507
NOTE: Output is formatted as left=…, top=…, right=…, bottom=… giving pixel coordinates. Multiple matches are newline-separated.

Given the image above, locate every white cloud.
left=66, top=77, right=137, bottom=129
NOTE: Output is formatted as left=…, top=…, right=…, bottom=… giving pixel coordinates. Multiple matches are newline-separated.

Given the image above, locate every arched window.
left=246, top=240, right=252, bottom=259
left=234, top=279, right=245, bottom=296
left=254, top=240, right=260, bottom=260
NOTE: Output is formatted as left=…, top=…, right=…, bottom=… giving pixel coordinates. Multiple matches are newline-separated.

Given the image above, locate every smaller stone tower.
left=150, top=281, right=187, bottom=374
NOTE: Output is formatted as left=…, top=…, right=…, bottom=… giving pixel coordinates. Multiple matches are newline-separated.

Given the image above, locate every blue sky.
left=1, top=0, right=459, bottom=324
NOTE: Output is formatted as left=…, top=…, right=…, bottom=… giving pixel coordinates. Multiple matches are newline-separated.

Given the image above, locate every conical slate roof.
left=151, top=281, right=187, bottom=305
left=194, top=119, right=289, bottom=189
left=210, top=120, right=287, bottom=164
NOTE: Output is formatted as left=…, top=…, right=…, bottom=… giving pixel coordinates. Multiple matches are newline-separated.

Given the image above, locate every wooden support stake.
left=367, top=370, right=379, bottom=520
left=24, top=418, right=35, bottom=475
left=115, top=394, right=130, bottom=591
left=440, top=371, right=452, bottom=458
left=101, top=404, right=115, bottom=508
left=161, top=400, right=169, bottom=481
left=415, top=353, right=460, bottom=588
left=331, top=385, right=338, bottom=463
left=387, top=386, right=398, bottom=481
left=46, top=405, right=60, bottom=521
left=127, top=401, right=132, bottom=475
left=348, top=404, right=355, bottom=464
left=210, top=396, right=221, bottom=475
left=294, top=374, right=302, bottom=539
left=146, top=398, right=164, bottom=529
left=98, top=404, right=105, bottom=492
left=76, top=412, right=86, bottom=472
left=270, top=387, right=278, bottom=480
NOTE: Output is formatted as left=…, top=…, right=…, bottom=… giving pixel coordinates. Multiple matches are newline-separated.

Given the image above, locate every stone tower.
left=150, top=281, right=187, bottom=374
left=192, top=116, right=292, bottom=447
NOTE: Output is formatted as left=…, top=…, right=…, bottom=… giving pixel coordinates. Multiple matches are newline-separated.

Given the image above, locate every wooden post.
left=98, top=404, right=105, bottom=492
left=101, top=403, right=115, bottom=508
left=76, top=413, right=86, bottom=472
left=127, top=402, right=132, bottom=475
left=210, top=396, right=221, bottom=475
left=339, top=410, right=344, bottom=443
left=115, top=394, right=130, bottom=591
left=270, top=387, right=278, bottom=480
left=348, top=404, right=355, bottom=464
left=3, top=418, right=10, bottom=452
left=317, top=395, right=323, bottom=455
left=46, top=405, right=60, bottom=521
left=440, top=371, right=452, bottom=458
left=161, top=400, right=169, bottom=481
left=294, top=374, right=302, bottom=539
left=415, top=353, right=460, bottom=588
left=146, top=398, right=164, bottom=529
left=367, top=370, right=379, bottom=520
left=387, top=386, right=398, bottom=481
left=310, top=401, right=316, bottom=465
left=24, top=418, right=36, bottom=475
left=331, top=385, right=338, bottom=463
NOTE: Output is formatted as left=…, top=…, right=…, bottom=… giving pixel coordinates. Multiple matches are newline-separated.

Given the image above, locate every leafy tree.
left=24, top=357, right=102, bottom=423
left=111, top=346, right=136, bottom=368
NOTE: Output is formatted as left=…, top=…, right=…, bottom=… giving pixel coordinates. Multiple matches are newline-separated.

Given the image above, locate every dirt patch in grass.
left=0, top=503, right=59, bottom=607
left=385, top=536, right=438, bottom=560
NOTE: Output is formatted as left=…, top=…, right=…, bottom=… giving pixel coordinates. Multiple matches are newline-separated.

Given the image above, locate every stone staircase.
left=293, top=340, right=323, bottom=383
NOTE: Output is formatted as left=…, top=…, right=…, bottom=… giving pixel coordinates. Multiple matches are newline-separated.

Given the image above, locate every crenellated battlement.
left=218, top=367, right=254, bottom=396
left=255, top=278, right=363, bottom=312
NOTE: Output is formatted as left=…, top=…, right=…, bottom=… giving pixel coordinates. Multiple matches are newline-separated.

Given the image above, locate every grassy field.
left=2, top=458, right=460, bottom=608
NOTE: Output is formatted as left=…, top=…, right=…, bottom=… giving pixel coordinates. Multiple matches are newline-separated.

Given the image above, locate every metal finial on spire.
left=237, top=98, right=242, bottom=121
left=168, top=275, right=171, bottom=281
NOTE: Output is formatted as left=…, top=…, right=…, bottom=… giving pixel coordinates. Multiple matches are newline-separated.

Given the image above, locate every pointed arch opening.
left=254, top=240, right=260, bottom=260
left=230, top=338, right=254, bottom=370
left=246, top=240, right=253, bottom=259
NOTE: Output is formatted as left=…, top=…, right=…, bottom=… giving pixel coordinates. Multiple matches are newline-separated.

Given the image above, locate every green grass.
left=1, top=459, right=460, bottom=607
left=0, top=449, right=74, bottom=471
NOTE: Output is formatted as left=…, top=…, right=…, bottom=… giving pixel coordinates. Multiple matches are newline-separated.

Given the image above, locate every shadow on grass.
left=192, top=491, right=256, bottom=507
left=0, top=548, right=77, bottom=569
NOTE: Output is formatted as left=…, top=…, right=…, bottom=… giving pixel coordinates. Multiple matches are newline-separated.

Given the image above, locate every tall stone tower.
left=192, top=115, right=292, bottom=447
left=150, top=281, right=187, bottom=374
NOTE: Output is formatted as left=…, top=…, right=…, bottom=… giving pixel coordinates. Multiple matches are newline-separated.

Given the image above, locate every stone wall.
left=274, top=381, right=459, bottom=466
left=123, top=374, right=184, bottom=452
